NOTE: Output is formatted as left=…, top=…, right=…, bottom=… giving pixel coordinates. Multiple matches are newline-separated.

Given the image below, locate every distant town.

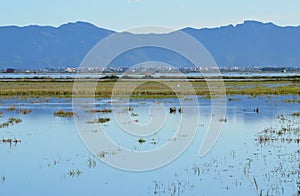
left=1, top=65, right=299, bottom=74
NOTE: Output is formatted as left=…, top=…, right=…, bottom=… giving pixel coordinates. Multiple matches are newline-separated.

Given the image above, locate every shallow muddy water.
left=0, top=96, right=299, bottom=195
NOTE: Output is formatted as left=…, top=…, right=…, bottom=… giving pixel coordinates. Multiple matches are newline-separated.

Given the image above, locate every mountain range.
left=0, top=20, right=299, bottom=69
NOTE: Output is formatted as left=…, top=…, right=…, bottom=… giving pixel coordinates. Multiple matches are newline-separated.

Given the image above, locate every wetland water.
left=0, top=95, right=299, bottom=195
left=0, top=71, right=299, bottom=79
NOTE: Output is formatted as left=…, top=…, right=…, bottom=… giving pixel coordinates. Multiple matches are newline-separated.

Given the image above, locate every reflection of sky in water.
left=0, top=96, right=299, bottom=195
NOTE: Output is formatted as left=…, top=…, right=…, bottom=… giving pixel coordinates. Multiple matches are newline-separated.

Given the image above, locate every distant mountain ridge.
left=0, top=20, right=299, bottom=69
left=182, top=20, right=300, bottom=68
left=0, top=22, right=115, bottom=69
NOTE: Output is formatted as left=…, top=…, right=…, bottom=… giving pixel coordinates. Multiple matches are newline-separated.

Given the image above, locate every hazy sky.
left=1, top=0, right=300, bottom=31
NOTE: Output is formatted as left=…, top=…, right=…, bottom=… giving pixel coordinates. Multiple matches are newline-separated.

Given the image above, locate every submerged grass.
left=256, top=114, right=300, bottom=144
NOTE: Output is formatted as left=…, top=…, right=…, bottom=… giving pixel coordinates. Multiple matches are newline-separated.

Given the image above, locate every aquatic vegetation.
left=291, top=112, right=300, bottom=117
left=6, top=107, right=32, bottom=114
left=253, top=176, right=259, bottom=191
left=228, top=97, right=241, bottom=102
left=1, top=176, right=5, bottom=183
left=7, top=107, right=16, bottom=111
left=152, top=179, right=194, bottom=196
left=98, top=118, right=110, bottom=123
left=131, top=112, right=138, bottom=116
left=0, top=122, right=9, bottom=128
left=1, top=138, right=21, bottom=148
left=88, top=158, right=96, bottom=168
left=85, top=118, right=111, bottom=124
left=178, top=107, right=183, bottom=113
left=88, top=108, right=112, bottom=113
left=0, top=78, right=298, bottom=98
left=19, top=109, right=32, bottom=114
left=80, top=104, right=89, bottom=109
left=257, top=114, right=299, bottom=144
left=150, top=138, right=157, bottom=145
left=170, top=107, right=176, bottom=114
left=192, top=164, right=201, bottom=176
left=169, top=107, right=183, bottom=114
left=138, top=138, right=146, bottom=144
left=1, top=138, right=21, bottom=144
left=0, top=118, right=22, bottom=128
left=53, top=110, right=74, bottom=117
left=218, top=118, right=227, bottom=122
left=282, top=99, right=300, bottom=103
left=254, top=114, right=299, bottom=194
left=97, top=151, right=108, bottom=158
left=68, top=169, right=82, bottom=177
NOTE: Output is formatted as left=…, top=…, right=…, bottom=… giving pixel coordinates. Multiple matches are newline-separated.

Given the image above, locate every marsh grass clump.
left=7, top=107, right=16, bottom=112
left=53, top=110, right=74, bottom=117
left=19, top=109, right=32, bottom=115
left=5, top=107, right=32, bottom=115
left=291, top=112, right=300, bottom=117
left=0, top=122, right=9, bottom=128
left=228, top=98, right=241, bottom=102
left=9, top=118, right=22, bottom=124
left=218, top=118, right=227, bottom=122
left=98, top=151, right=108, bottom=158
left=98, top=118, right=110, bottom=123
left=0, top=118, right=22, bottom=128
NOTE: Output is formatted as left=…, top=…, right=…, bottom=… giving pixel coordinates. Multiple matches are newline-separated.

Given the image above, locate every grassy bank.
left=0, top=78, right=298, bottom=98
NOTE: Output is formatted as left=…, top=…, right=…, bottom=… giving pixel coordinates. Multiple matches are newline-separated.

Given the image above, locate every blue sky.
left=1, top=0, right=300, bottom=31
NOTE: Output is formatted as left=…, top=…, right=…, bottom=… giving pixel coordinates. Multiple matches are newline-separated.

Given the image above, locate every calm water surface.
left=0, top=72, right=299, bottom=79
left=0, top=96, right=299, bottom=195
